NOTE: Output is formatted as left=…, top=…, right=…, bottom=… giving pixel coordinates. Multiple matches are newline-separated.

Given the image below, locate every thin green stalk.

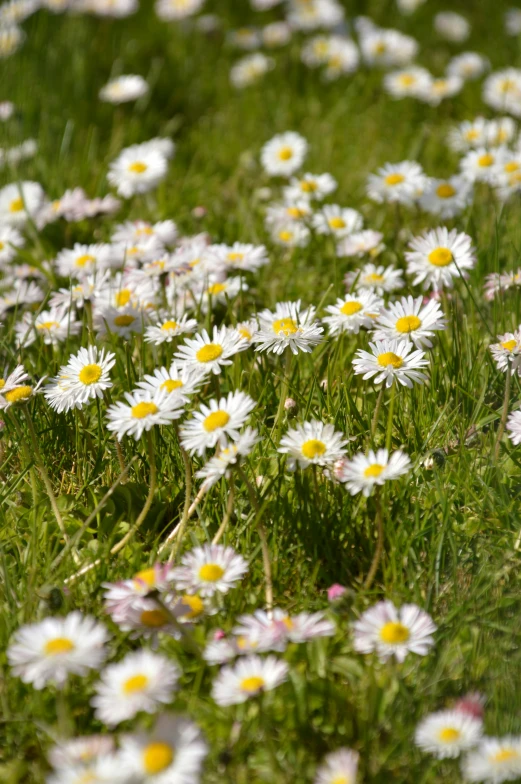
left=238, top=466, right=273, bottom=611
left=212, top=483, right=236, bottom=544
left=272, top=348, right=292, bottom=442
left=371, top=385, right=385, bottom=442
left=364, top=487, right=384, bottom=590
left=385, top=384, right=396, bottom=452
left=495, top=364, right=512, bottom=461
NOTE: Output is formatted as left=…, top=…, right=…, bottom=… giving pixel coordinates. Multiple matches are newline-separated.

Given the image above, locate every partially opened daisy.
left=353, top=339, right=428, bottom=388
left=415, top=709, right=483, bottom=759
left=460, top=147, right=504, bottom=184
left=366, top=161, right=427, bottom=206
left=372, top=296, right=445, bottom=348
left=180, top=391, right=256, bottom=456
left=490, top=331, right=521, bottom=374
left=233, top=608, right=335, bottom=652
left=312, top=205, right=363, bottom=237
left=144, top=312, right=198, bottom=344
left=336, top=448, right=411, bottom=496
left=196, top=427, right=260, bottom=489
left=212, top=654, right=288, bottom=705
left=344, top=263, right=404, bottom=296
left=135, top=361, right=204, bottom=402
left=172, top=544, right=248, bottom=597
left=103, top=563, right=176, bottom=623
left=279, top=420, right=347, bottom=470
left=106, top=388, right=185, bottom=440
left=174, top=325, right=249, bottom=375
left=253, top=300, right=323, bottom=355
left=208, top=242, right=269, bottom=273
left=419, top=176, right=473, bottom=219
left=260, top=131, right=308, bottom=177
left=314, top=748, right=359, bottom=784
left=118, top=714, right=208, bottom=784
left=0, top=372, right=45, bottom=410
left=91, top=649, right=179, bottom=727
left=337, top=230, right=384, bottom=259
left=323, top=291, right=383, bottom=336
left=0, top=180, right=45, bottom=227
left=405, top=227, right=476, bottom=291
left=99, top=74, right=149, bottom=104
left=352, top=600, right=436, bottom=662
left=44, top=346, right=116, bottom=413
left=283, top=172, right=337, bottom=202
left=108, top=141, right=168, bottom=198
left=462, top=736, right=521, bottom=783
left=7, top=612, right=109, bottom=689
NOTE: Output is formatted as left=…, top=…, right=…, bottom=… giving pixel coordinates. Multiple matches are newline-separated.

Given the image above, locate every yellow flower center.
left=198, top=563, right=225, bottom=581
left=364, top=463, right=385, bottom=478
left=0, top=379, right=4, bottom=389
left=37, top=320, right=59, bottom=331
left=9, top=197, right=23, bottom=212
left=505, top=161, right=520, bottom=173
left=133, top=567, right=157, bottom=587
left=300, top=180, right=317, bottom=192
left=160, top=379, right=183, bottom=393
left=240, top=676, right=265, bottom=693
left=436, top=183, right=456, bottom=198
left=501, top=339, right=517, bottom=351
left=272, top=318, right=298, bottom=336
left=75, top=254, right=95, bottom=267
left=500, top=78, right=515, bottom=94
left=140, top=608, right=169, bottom=627
left=228, top=252, right=244, bottom=262
left=4, top=385, right=32, bottom=404
left=438, top=727, right=461, bottom=743
left=44, top=637, right=75, bottom=655
left=131, top=402, right=159, bottom=419
left=278, top=146, right=293, bottom=161
left=301, top=439, right=327, bottom=459
left=331, top=778, right=350, bottom=784
left=115, top=289, right=132, bottom=307
left=180, top=594, right=204, bottom=618
left=365, top=273, right=384, bottom=283
left=465, top=129, right=479, bottom=140
left=136, top=226, right=154, bottom=236
left=286, top=206, right=307, bottom=219
left=278, top=230, right=293, bottom=242
left=161, top=320, right=178, bottom=331
left=428, top=247, right=453, bottom=267
left=207, top=282, right=226, bottom=296
left=238, top=326, right=252, bottom=340
left=395, top=315, right=421, bottom=333
left=195, top=343, right=223, bottom=363
left=384, top=173, right=405, bottom=186
left=123, top=674, right=149, bottom=694
left=340, top=301, right=363, bottom=316
left=375, top=42, right=386, bottom=54
left=0, top=241, right=4, bottom=250
left=379, top=621, right=410, bottom=644
left=78, top=364, right=102, bottom=385
left=377, top=352, right=403, bottom=368
left=492, top=749, right=518, bottom=764
left=128, top=161, right=148, bottom=173
left=142, top=742, right=174, bottom=775
left=478, top=153, right=494, bottom=167
left=328, top=217, right=346, bottom=230
left=398, top=74, right=415, bottom=86
left=203, top=410, right=230, bottom=432
left=113, top=314, right=135, bottom=327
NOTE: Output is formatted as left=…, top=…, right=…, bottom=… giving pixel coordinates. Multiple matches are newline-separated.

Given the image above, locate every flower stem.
left=212, top=483, right=236, bottom=544
left=168, top=441, right=196, bottom=562
left=371, top=385, right=384, bottom=442
left=364, top=487, right=384, bottom=591
left=272, top=348, right=292, bottom=442
left=495, top=364, right=512, bottom=461
left=238, top=466, right=273, bottom=612
left=385, top=384, right=396, bottom=453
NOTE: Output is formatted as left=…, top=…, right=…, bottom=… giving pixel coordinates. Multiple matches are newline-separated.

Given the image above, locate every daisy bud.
left=333, top=458, right=348, bottom=482
left=454, top=693, right=486, bottom=720
left=327, top=584, right=346, bottom=602
left=213, top=629, right=227, bottom=641
left=284, top=397, right=297, bottom=412
left=192, top=206, right=207, bottom=219
left=255, top=475, right=265, bottom=488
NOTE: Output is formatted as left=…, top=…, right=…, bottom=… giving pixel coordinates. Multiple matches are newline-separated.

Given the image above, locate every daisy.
left=323, top=36, right=359, bottom=80
left=44, top=346, right=116, bottom=413
left=15, top=307, right=81, bottom=348
left=118, top=714, right=208, bottom=783
left=94, top=303, right=145, bottom=339
left=174, top=326, right=249, bottom=375
left=506, top=9, right=521, bottom=36
left=203, top=635, right=260, bottom=665
left=179, top=391, right=256, bottom=456
left=0, top=375, right=45, bottom=410
left=366, top=161, right=427, bottom=206
left=448, top=117, right=488, bottom=153
left=0, top=25, right=25, bottom=59
left=372, top=296, right=445, bottom=348
left=99, top=74, right=149, bottom=104
left=144, top=312, right=198, bottom=344
left=337, top=230, right=384, bottom=259
left=48, top=736, right=116, bottom=770
left=315, top=748, right=359, bottom=784
left=353, top=339, right=428, bottom=388
left=91, top=650, right=179, bottom=727
left=0, top=224, right=24, bottom=263
left=345, top=263, right=404, bottom=296
left=312, top=205, right=363, bottom=237
left=507, top=410, right=521, bottom=445
left=359, top=28, right=418, bottom=67
left=103, top=563, right=176, bottom=623
left=54, top=243, right=118, bottom=278
left=447, top=52, right=489, bottom=81
left=462, top=736, right=521, bottom=783
left=434, top=11, right=470, bottom=41
left=198, top=276, right=246, bottom=312
left=490, top=332, right=521, bottom=374
left=212, top=654, right=288, bottom=705
left=323, top=291, right=383, bottom=335
left=46, top=754, right=123, bottom=784
left=7, top=612, right=109, bottom=689
left=230, top=52, right=274, bottom=88
left=106, top=388, right=185, bottom=441
left=114, top=594, right=191, bottom=640
left=0, top=363, right=28, bottom=394
left=155, top=0, right=206, bottom=21
left=288, top=0, right=344, bottom=31
left=108, top=142, right=168, bottom=198
left=419, top=176, right=473, bottom=219
left=172, top=544, right=248, bottom=597
left=485, top=117, right=516, bottom=147
left=265, top=199, right=312, bottom=229
left=352, top=600, right=436, bottom=662
left=0, top=180, right=45, bottom=226
left=278, top=420, right=347, bottom=470
left=262, top=21, right=291, bottom=48
left=253, top=300, right=323, bottom=355
left=384, top=66, right=432, bottom=99
left=195, top=427, right=260, bottom=489
left=112, top=219, right=177, bottom=247
left=337, top=448, right=411, bottom=496
left=483, top=68, right=521, bottom=115
left=460, top=147, right=505, bottom=184
left=136, top=361, right=204, bottom=402
left=270, top=222, right=311, bottom=248
left=415, top=709, right=483, bottom=759
left=260, top=131, right=308, bottom=177
left=233, top=608, right=335, bottom=652
left=207, top=242, right=269, bottom=273
left=405, top=227, right=476, bottom=291
left=283, top=172, right=337, bottom=202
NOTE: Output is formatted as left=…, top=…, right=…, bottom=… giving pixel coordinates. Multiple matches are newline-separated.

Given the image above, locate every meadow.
left=2, top=0, right=521, bottom=782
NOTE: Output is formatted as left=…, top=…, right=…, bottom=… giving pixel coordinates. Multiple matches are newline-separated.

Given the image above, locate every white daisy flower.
left=106, top=388, right=185, bottom=441
left=323, top=291, right=383, bottom=336
left=448, top=117, right=488, bottom=153
left=506, top=8, right=521, bottom=35
left=315, top=748, right=359, bottom=784
left=253, top=300, right=323, bottom=355
left=46, top=754, right=123, bottom=784
left=352, top=600, right=436, bottom=662
left=419, top=176, right=473, bottom=219
left=195, top=427, right=260, bottom=489
left=103, top=563, right=177, bottom=623
left=366, top=161, right=427, bottom=206
left=172, top=543, right=248, bottom=597
left=434, top=11, right=470, bottom=41
left=337, top=230, right=384, bottom=259
left=44, top=346, right=116, bottom=413
left=447, top=52, right=489, bottom=81
left=372, top=296, right=445, bottom=348
left=198, top=276, right=246, bottom=312
left=405, top=227, right=476, bottom=291
left=262, top=21, right=291, bottom=48
left=15, top=307, right=81, bottom=348
left=359, top=28, right=418, bottom=67
left=0, top=363, right=28, bottom=394
left=212, top=654, right=288, bottom=705
left=462, top=736, right=521, bottom=783
left=49, top=272, right=110, bottom=310
left=48, top=736, right=115, bottom=770
left=483, top=68, right=521, bottom=115
left=112, top=219, right=177, bottom=247
left=323, top=36, right=359, bottom=80
left=353, top=338, right=428, bottom=388
left=203, top=635, right=260, bottom=665
left=270, top=221, right=311, bottom=248
left=260, top=131, right=308, bottom=177
left=312, top=205, right=363, bottom=237
left=507, top=410, right=521, bottom=445
left=144, top=312, right=198, bottom=344
left=0, top=280, right=43, bottom=315
left=230, top=52, right=274, bottom=88
left=278, top=420, right=347, bottom=470
left=418, top=75, right=463, bottom=106
left=460, top=147, right=506, bottom=184
left=288, top=0, right=344, bottom=31
left=118, top=714, right=208, bottom=784
left=0, top=374, right=45, bottom=410
left=108, top=142, right=168, bottom=198
left=384, top=66, right=432, bottom=99
left=180, top=391, right=256, bottom=456
left=94, top=303, right=146, bottom=339
left=265, top=199, right=313, bottom=229
left=345, top=263, right=404, bottom=296
left=91, top=650, right=180, bottom=727
left=7, top=612, right=109, bottom=689
left=0, top=224, right=24, bottom=263
left=207, top=242, right=269, bottom=273
left=136, top=361, right=205, bottom=402
left=55, top=243, right=118, bottom=278
left=336, top=448, right=411, bottom=496
left=283, top=172, right=337, bottom=202
left=233, top=608, right=335, bottom=652
left=99, top=74, right=149, bottom=104
left=174, top=326, right=248, bottom=375
left=0, top=180, right=45, bottom=226
left=490, top=332, right=521, bottom=374
left=0, top=24, right=25, bottom=59
left=415, top=709, right=483, bottom=759
left=155, top=0, right=206, bottom=21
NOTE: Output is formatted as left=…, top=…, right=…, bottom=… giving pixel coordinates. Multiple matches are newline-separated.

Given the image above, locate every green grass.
left=2, top=1, right=521, bottom=782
